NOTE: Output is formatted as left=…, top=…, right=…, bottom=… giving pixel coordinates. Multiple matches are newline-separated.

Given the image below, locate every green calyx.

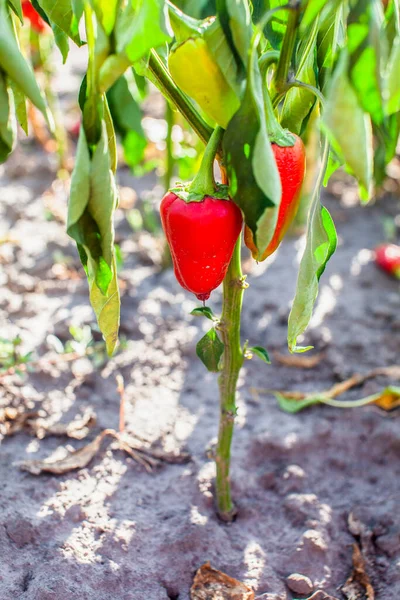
left=170, top=126, right=228, bottom=203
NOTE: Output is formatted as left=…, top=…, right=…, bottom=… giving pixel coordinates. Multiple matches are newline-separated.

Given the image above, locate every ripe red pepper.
left=22, top=1, right=47, bottom=33
left=161, top=192, right=242, bottom=300
left=375, top=244, right=400, bottom=279
left=244, top=134, right=306, bottom=261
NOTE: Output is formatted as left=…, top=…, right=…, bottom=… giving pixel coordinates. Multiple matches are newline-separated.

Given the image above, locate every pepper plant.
left=1, top=0, right=399, bottom=521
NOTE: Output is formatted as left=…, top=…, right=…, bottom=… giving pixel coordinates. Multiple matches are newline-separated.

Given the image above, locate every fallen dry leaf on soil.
left=273, top=351, right=324, bottom=369
left=19, top=429, right=191, bottom=475
left=19, top=430, right=109, bottom=475
left=341, top=544, right=375, bottom=600
left=190, top=562, right=254, bottom=600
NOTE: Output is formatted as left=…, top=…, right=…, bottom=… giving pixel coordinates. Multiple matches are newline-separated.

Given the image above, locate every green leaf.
left=0, top=71, right=14, bottom=162
left=261, top=0, right=289, bottom=50
left=288, top=203, right=337, bottom=353
left=51, top=22, right=70, bottom=62
left=347, top=0, right=384, bottom=125
left=275, top=392, right=321, bottom=413
left=36, top=0, right=82, bottom=46
left=204, top=17, right=242, bottom=96
left=71, top=0, right=83, bottom=21
left=103, top=95, right=117, bottom=174
left=0, top=1, right=48, bottom=117
left=322, top=51, right=373, bottom=201
left=196, top=328, right=224, bottom=372
left=8, top=78, right=27, bottom=135
left=300, top=0, right=328, bottom=32
left=373, top=113, right=400, bottom=185
left=216, top=0, right=252, bottom=71
left=89, top=256, right=120, bottom=355
left=249, top=345, right=271, bottom=364
left=191, top=306, right=216, bottom=320
left=116, top=0, right=172, bottom=63
left=223, top=44, right=281, bottom=257
left=385, top=35, right=400, bottom=115
left=91, top=0, right=119, bottom=35
left=7, top=0, right=23, bottom=22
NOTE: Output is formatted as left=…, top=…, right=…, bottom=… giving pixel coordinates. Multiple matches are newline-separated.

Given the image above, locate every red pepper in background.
left=161, top=192, right=242, bottom=301
left=244, top=134, right=306, bottom=261
left=375, top=244, right=400, bottom=279
left=22, top=1, right=47, bottom=33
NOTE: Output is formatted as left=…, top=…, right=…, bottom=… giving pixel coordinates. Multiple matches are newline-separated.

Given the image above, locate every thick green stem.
left=215, top=238, right=246, bottom=521
left=164, top=102, right=175, bottom=191
left=272, top=1, right=300, bottom=96
left=189, top=126, right=223, bottom=196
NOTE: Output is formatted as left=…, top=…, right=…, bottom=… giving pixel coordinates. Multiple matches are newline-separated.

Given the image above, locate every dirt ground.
left=0, top=50, right=400, bottom=600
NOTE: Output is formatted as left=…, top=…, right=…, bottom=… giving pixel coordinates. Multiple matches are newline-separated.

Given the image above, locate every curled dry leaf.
left=341, top=544, right=375, bottom=600
left=19, top=430, right=109, bottom=475
left=273, top=351, right=325, bottom=369
left=19, top=428, right=191, bottom=476
left=190, top=562, right=254, bottom=600
left=30, top=408, right=96, bottom=440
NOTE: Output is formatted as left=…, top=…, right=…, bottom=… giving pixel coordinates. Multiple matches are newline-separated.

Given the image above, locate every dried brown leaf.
left=19, top=430, right=109, bottom=475
left=273, top=352, right=325, bottom=369
left=191, top=562, right=254, bottom=600
left=29, top=409, right=96, bottom=440
left=342, top=544, right=375, bottom=600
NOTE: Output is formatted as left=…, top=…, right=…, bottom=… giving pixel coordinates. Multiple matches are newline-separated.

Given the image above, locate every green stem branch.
left=272, top=1, right=300, bottom=95
left=215, top=238, right=246, bottom=521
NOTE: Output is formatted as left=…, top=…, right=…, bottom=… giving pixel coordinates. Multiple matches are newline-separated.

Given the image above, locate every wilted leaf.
left=19, top=430, right=109, bottom=475
left=287, top=192, right=337, bottom=353
left=190, top=562, right=254, bottom=600
left=322, top=51, right=373, bottom=200
left=196, top=328, right=224, bottom=372
left=0, top=0, right=48, bottom=118
left=341, top=544, right=375, bottom=600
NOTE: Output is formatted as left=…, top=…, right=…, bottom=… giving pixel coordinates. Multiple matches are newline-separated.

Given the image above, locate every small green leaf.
left=249, top=346, right=271, bottom=364
left=8, top=78, right=27, bottom=135
left=216, top=0, right=252, bottom=71
left=196, top=328, right=224, bottom=372
left=386, top=36, right=400, bottom=115
left=89, top=257, right=120, bottom=356
left=91, top=0, right=119, bottom=35
left=191, top=306, right=216, bottom=320
left=0, top=71, right=14, bottom=163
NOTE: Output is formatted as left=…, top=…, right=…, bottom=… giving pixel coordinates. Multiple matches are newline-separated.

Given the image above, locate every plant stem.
left=148, top=50, right=213, bottom=145
left=164, top=101, right=175, bottom=191
left=189, top=126, right=223, bottom=196
left=272, top=1, right=300, bottom=96
left=215, top=238, right=246, bottom=521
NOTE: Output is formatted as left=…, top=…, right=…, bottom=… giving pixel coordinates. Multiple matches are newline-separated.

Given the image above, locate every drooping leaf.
left=36, top=0, right=82, bottom=46
left=196, top=328, right=224, bottom=372
left=249, top=346, right=271, bottom=364
left=322, top=51, right=373, bottom=201
left=262, top=0, right=289, bottom=50
left=204, top=16, right=242, bottom=96
left=223, top=46, right=281, bottom=257
left=8, top=77, right=27, bottom=135
left=0, top=0, right=48, bottom=117
left=7, top=0, right=22, bottom=22
left=116, top=0, right=172, bottom=64
left=51, top=22, right=70, bottom=62
left=89, top=257, right=120, bottom=355
left=385, top=35, right=400, bottom=115
left=346, top=0, right=385, bottom=125
left=0, top=71, right=14, bottom=163
left=216, top=0, right=252, bottom=71
left=288, top=157, right=337, bottom=353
